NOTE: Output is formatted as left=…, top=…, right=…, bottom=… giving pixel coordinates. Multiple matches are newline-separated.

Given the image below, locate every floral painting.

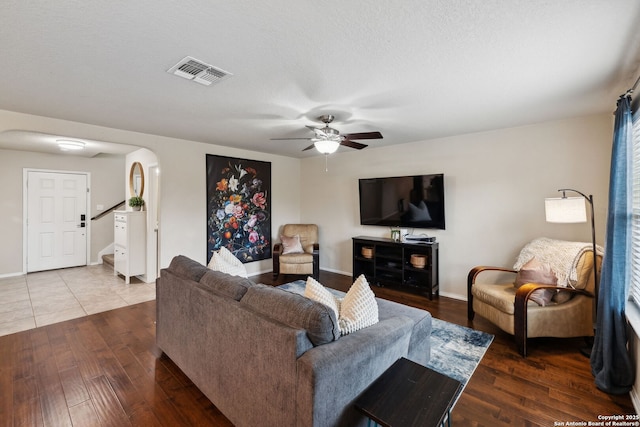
left=206, top=154, right=271, bottom=264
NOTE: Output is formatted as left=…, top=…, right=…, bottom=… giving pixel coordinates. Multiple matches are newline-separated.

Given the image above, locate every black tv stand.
left=352, top=236, right=439, bottom=300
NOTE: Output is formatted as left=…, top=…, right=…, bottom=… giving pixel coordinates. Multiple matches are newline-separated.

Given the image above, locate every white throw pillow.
left=339, top=275, right=379, bottom=335
left=218, top=247, right=245, bottom=269
left=207, top=247, right=248, bottom=278
left=305, top=276, right=340, bottom=318
left=304, top=274, right=378, bottom=336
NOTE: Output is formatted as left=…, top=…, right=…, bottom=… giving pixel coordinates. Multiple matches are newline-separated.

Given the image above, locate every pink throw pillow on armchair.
left=281, top=235, right=304, bottom=254
left=514, top=257, right=557, bottom=306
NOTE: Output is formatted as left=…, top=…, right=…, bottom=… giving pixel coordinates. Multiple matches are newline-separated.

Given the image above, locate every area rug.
left=278, top=280, right=493, bottom=388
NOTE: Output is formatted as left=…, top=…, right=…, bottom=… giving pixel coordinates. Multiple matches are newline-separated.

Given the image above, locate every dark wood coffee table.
left=354, top=357, right=462, bottom=427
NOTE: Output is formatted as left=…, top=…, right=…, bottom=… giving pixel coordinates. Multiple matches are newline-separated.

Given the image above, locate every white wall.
left=151, top=137, right=301, bottom=275
left=0, top=110, right=613, bottom=292
left=0, top=147, right=125, bottom=274
left=300, top=114, right=613, bottom=299
left=0, top=110, right=301, bottom=277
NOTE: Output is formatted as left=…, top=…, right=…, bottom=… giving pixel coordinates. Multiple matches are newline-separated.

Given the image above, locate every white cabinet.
left=114, top=211, right=146, bottom=284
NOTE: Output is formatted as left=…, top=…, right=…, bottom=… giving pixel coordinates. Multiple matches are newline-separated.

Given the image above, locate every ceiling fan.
left=271, top=114, right=383, bottom=154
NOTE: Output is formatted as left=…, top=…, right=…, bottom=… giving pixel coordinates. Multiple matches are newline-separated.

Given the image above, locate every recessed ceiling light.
left=57, top=139, right=85, bottom=151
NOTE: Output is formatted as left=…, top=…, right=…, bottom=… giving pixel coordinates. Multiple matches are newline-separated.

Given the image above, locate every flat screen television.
left=358, top=173, right=445, bottom=229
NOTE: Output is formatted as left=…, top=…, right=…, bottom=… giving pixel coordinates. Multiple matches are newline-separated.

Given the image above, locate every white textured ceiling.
left=1, top=0, right=640, bottom=158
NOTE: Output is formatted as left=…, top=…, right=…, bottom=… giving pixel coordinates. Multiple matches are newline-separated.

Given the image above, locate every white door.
left=27, top=171, right=88, bottom=272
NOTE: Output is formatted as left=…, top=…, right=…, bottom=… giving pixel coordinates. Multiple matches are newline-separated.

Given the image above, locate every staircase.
left=102, top=254, right=115, bottom=268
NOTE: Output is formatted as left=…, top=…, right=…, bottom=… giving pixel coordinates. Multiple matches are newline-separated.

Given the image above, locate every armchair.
left=272, top=224, right=319, bottom=280
left=467, top=239, right=599, bottom=357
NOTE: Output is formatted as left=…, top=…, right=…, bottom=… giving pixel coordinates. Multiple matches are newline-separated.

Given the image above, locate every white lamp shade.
left=314, top=139, right=339, bottom=154
left=544, top=197, right=587, bottom=223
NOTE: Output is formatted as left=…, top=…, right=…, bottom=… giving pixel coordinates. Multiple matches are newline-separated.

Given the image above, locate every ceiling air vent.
left=167, top=56, right=233, bottom=86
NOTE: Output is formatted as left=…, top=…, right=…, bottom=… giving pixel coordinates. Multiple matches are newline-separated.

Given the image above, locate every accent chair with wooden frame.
left=467, top=241, right=599, bottom=357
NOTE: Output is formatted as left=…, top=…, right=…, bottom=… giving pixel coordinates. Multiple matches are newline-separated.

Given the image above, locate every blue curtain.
left=590, top=95, right=635, bottom=394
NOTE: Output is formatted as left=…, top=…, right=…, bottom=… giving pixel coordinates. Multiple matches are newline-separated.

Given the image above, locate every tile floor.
left=0, top=264, right=156, bottom=337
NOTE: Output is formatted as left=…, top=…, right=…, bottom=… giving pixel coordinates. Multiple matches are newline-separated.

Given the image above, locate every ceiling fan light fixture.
left=271, top=113, right=383, bottom=154
left=314, top=139, right=340, bottom=154
left=57, top=139, right=85, bottom=151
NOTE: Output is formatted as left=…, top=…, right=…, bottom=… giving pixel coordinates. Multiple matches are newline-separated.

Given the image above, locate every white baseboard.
left=439, top=291, right=466, bottom=301
left=0, top=271, right=24, bottom=279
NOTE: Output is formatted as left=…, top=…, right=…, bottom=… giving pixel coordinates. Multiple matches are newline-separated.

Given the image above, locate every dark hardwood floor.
left=0, top=270, right=634, bottom=426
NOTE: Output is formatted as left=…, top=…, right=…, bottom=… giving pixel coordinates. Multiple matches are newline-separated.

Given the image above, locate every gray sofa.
left=156, top=255, right=432, bottom=427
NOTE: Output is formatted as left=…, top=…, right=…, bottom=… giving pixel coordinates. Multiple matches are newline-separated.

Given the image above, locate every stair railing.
left=91, top=200, right=126, bottom=221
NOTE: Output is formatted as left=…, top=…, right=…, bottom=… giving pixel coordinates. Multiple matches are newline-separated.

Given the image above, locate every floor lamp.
left=544, top=188, right=598, bottom=357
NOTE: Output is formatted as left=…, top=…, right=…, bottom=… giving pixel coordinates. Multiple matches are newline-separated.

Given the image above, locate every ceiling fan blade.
left=305, top=125, right=328, bottom=138
left=314, top=128, right=329, bottom=138
left=270, top=137, right=313, bottom=141
left=302, top=143, right=316, bottom=151
left=343, top=131, right=383, bottom=140
left=341, top=140, right=368, bottom=150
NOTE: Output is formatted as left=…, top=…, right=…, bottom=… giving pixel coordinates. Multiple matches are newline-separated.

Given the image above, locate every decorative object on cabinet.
left=128, top=196, right=145, bottom=211
left=114, top=210, right=146, bottom=284
left=361, top=246, right=373, bottom=259
left=206, top=154, right=272, bottom=264
left=410, top=254, right=427, bottom=269
left=352, top=236, right=439, bottom=300
left=129, top=161, right=144, bottom=197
